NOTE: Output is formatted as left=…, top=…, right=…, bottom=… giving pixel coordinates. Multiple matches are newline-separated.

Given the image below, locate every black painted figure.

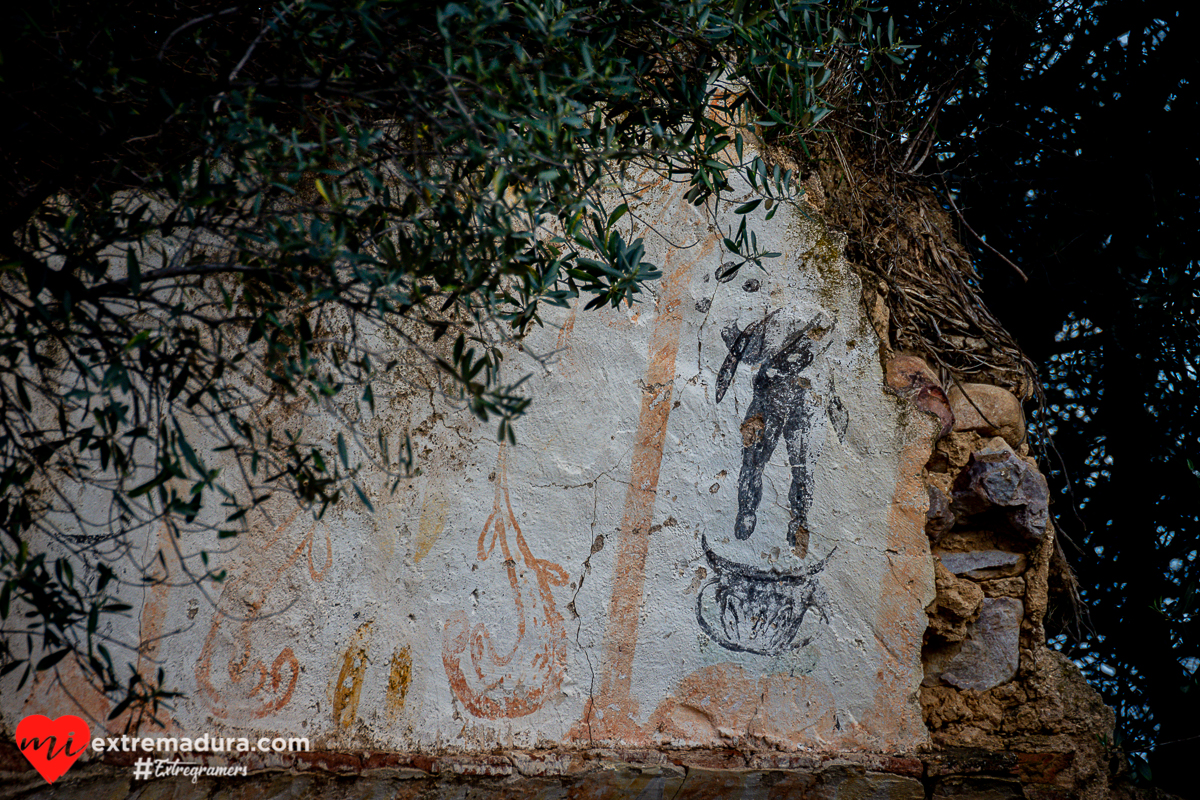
left=716, top=311, right=845, bottom=558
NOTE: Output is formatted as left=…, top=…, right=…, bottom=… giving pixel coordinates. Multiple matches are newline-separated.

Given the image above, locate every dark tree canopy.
left=874, top=0, right=1198, bottom=791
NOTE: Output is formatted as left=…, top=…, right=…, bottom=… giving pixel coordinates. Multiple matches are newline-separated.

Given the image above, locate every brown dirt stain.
left=740, top=414, right=766, bottom=447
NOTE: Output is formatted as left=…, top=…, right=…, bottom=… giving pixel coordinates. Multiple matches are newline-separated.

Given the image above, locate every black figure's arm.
left=715, top=309, right=779, bottom=403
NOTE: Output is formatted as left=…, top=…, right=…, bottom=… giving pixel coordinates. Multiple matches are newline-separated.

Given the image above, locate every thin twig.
left=159, top=6, right=240, bottom=59
left=939, top=174, right=1029, bottom=282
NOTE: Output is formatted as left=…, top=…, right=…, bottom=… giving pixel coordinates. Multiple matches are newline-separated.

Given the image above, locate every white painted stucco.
left=3, top=147, right=937, bottom=756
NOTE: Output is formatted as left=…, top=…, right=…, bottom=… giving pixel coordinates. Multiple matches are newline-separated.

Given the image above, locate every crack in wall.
left=537, top=455, right=628, bottom=747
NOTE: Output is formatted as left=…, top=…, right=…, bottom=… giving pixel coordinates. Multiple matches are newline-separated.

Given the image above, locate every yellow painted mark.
left=415, top=486, right=449, bottom=563
left=385, top=645, right=413, bottom=719
left=331, top=620, right=373, bottom=731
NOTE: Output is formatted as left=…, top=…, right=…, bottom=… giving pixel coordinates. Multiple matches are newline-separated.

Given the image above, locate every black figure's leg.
left=735, top=377, right=788, bottom=540
left=783, top=394, right=816, bottom=557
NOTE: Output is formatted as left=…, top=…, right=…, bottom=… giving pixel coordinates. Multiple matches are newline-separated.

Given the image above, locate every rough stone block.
left=932, top=776, right=1025, bottom=800
left=948, top=383, right=1025, bottom=447
left=934, top=561, right=985, bottom=620
left=922, top=748, right=1017, bottom=777
left=926, top=484, right=956, bottom=540
left=929, top=598, right=1023, bottom=691
left=1015, top=752, right=1074, bottom=784
left=887, top=354, right=954, bottom=437
left=979, top=577, right=1026, bottom=598
left=952, top=447, right=1049, bottom=541
left=938, top=550, right=1027, bottom=579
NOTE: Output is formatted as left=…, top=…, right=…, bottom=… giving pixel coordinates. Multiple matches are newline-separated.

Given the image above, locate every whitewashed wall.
left=3, top=154, right=938, bottom=756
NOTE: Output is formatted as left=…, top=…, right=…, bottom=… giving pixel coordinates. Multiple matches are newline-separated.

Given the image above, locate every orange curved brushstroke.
left=442, top=445, right=568, bottom=719
left=194, top=511, right=329, bottom=719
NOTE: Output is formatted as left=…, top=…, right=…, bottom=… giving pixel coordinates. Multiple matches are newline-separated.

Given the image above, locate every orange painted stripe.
left=593, top=238, right=716, bottom=726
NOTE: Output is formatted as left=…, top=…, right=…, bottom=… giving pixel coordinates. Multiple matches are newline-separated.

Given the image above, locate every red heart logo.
left=14, top=714, right=90, bottom=784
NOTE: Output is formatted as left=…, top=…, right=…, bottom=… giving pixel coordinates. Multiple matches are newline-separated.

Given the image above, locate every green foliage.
left=0, top=0, right=904, bottom=724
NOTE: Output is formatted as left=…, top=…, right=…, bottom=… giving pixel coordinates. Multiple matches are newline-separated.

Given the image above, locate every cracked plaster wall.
left=1, top=144, right=944, bottom=760
left=0, top=121, right=1147, bottom=800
